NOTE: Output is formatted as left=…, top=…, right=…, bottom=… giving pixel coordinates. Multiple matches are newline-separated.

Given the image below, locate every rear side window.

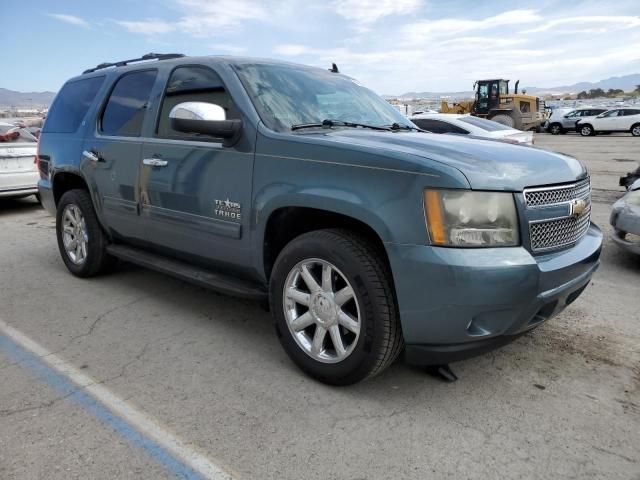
left=101, top=70, right=157, bottom=136
left=623, top=109, right=640, bottom=116
left=43, top=76, right=105, bottom=133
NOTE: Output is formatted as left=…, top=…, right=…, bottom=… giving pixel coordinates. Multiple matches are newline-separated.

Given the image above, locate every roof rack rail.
left=82, top=53, right=185, bottom=74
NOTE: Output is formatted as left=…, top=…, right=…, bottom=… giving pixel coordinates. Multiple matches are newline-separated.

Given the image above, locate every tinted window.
left=43, top=76, right=105, bottom=133
left=623, top=109, right=640, bottom=116
left=459, top=116, right=512, bottom=131
left=411, top=119, right=468, bottom=134
left=157, top=66, right=233, bottom=140
left=101, top=70, right=157, bottom=136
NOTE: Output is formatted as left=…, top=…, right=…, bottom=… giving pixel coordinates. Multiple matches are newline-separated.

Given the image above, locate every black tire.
left=579, top=124, right=594, bottom=136
left=631, top=123, right=640, bottom=137
left=269, top=229, right=403, bottom=385
left=548, top=123, right=564, bottom=135
left=56, top=189, right=115, bottom=277
left=34, top=193, right=41, bottom=204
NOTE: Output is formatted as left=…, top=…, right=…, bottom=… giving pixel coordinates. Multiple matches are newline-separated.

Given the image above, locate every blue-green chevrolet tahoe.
left=37, top=54, right=602, bottom=385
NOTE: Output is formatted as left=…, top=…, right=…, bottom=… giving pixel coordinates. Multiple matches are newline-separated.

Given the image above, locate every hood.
left=318, top=130, right=586, bottom=191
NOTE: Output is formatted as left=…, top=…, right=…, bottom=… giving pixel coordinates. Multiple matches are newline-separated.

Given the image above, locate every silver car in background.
left=0, top=122, right=40, bottom=200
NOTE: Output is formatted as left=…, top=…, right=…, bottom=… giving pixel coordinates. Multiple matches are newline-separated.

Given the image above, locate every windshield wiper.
left=291, top=119, right=392, bottom=131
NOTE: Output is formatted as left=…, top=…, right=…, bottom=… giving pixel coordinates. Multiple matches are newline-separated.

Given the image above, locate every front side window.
left=234, top=63, right=411, bottom=132
left=156, top=66, right=234, bottom=140
left=101, top=70, right=157, bottom=136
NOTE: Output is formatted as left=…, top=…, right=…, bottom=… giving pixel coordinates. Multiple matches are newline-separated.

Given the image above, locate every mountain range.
left=391, top=73, right=640, bottom=99
left=0, top=88, right=56, bottom=108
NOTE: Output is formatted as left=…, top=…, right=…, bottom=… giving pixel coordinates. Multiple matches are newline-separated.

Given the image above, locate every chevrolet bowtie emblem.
left=569, top=199, right=587, bottom=217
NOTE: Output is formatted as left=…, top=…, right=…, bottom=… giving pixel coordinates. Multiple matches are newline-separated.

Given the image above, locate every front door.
left=82, top=69, right=158, bottom=243
left=140, top=65, right=254, bottom=270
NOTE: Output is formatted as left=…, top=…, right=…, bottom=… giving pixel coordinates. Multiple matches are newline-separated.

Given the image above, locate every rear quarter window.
left=42, top=76, right=105, bottom=133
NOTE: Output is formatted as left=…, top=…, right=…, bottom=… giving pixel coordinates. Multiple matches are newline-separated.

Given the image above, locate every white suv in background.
left=576, top=108, right=640, bottom=136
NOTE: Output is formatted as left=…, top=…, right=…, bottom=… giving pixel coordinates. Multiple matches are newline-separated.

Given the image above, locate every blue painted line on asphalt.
left=0, top=334, right=204, bottom=480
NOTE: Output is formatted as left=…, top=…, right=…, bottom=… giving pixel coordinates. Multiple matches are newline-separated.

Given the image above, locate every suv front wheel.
left=56, top=189, right=115, bottom=277
left=269, top=229, right=403, bottom=385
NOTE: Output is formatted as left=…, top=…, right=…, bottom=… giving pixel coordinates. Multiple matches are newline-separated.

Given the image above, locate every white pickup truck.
left=0, top=122, right=39, bottom=200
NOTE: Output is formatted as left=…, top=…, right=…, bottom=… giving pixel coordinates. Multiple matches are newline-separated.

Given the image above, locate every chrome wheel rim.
left=633, top=126, right=640, bottom=136
left=283, top=259, right=360, bottom=364
left=62, top=204, right=88, bottom=265
left=581, top=126, right=591, bottom=136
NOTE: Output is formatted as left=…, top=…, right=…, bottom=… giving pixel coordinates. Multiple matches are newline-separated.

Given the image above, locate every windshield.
left=0, top=124, right=37, bottom=142
left=458, top=116, right=513, bottom=132
left=234, top=63, right=411, bottom=132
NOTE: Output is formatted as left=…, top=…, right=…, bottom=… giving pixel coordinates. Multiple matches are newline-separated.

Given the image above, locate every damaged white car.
left=611, top=170, right=640, bottom=254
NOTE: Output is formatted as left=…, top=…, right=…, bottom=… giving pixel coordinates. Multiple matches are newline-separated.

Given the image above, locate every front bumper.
left=386, top=223, right=602, bottom=365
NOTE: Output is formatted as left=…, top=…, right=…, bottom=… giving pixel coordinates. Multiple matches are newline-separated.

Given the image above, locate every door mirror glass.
left=169, top=102, right=241, bottom=142
left=169, top=102, right=227, bottom=122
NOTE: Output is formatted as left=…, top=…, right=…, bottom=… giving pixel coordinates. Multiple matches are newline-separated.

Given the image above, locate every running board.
left=106, top=244, right=267, bottom=301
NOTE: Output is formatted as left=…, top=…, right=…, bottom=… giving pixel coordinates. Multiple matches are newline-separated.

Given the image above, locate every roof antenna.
left=329, top=63, right=339, bottom=73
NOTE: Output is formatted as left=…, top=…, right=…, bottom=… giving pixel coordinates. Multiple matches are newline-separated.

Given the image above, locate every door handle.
left=143, top=158, right=168, bottom=167
left=82, top=150, right=102, bottom=162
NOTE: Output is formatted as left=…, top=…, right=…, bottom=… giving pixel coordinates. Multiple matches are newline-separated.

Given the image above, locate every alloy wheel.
left=283, top=258, right=360, bottom=363
left=61, top=204, right=88, bottom=265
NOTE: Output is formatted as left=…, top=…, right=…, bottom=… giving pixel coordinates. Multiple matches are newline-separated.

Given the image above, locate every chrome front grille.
left=530, top=204, right=592, bottom=251
left=524, top=177, right=590, bottom=207
left=524, top=178, right=591, bottom=252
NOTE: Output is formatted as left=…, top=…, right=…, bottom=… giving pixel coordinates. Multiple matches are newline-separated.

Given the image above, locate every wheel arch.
left=260, top=203, right=393, bottom=285
left=52, top=171, right=90, bottom=206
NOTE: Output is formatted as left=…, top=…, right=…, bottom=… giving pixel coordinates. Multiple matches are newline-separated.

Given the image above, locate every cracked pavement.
left=1, top=134, right=639, bottom=479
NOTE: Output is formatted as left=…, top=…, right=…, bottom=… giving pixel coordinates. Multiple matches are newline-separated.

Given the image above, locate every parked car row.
left=545, top=107, right=640, bottom=137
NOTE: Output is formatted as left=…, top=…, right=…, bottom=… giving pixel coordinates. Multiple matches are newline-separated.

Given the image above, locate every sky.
left=2, top=0, right=639, bottom=95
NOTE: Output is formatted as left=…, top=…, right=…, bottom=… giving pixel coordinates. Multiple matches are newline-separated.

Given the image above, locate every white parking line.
left=0, top=319, right=237, bottom=480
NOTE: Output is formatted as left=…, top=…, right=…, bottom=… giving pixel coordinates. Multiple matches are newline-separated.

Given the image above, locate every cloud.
left=116, top=19, right=175, bottom=35
left=116, top=0, right=265, bottom=37
left=332, top=0, right=422, bottom=25
left=522, top=15, right=640, bottom=33
left=211, top=44, right=248, bottom=54
left=47, top=13, right=90, bottom=28
left=402, top=9, right=542, bottom=42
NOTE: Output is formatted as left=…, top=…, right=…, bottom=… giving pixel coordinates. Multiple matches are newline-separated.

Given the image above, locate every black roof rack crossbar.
left=83, top=53, right=185, bottom=74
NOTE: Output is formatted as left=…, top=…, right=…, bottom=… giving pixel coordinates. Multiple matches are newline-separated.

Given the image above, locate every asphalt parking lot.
left=1, top=134, right=639, bottom=480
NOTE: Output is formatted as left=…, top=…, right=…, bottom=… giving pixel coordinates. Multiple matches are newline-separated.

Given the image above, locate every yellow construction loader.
left=441, top=79, right=547, bottom=131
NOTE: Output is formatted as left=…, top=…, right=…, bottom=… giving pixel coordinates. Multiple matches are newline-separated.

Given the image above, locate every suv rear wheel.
left=269, top=229, right=403, bottom=385
left=56, top=189, right=115, bottom=277
left=631, top=123, right=640, bottom=137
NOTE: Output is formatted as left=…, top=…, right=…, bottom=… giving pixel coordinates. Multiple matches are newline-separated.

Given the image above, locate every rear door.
left=82, top=69, right=158, bottom=243
left=622, top=109, right=640, bottom=130
left=139, top=64, right=255, bottom=269
left=593, top=109, right=620, bottom=131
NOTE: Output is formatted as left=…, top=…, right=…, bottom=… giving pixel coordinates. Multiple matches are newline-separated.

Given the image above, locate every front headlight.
left=424, top=189, right=520, bottom=247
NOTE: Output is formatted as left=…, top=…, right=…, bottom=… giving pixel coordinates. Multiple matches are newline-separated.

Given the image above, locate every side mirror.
left=169, top=102, right=242, bottom=144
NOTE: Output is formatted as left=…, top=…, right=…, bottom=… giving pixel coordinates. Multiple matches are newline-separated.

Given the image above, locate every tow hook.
left=426, top=364, right=458, bottom=383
